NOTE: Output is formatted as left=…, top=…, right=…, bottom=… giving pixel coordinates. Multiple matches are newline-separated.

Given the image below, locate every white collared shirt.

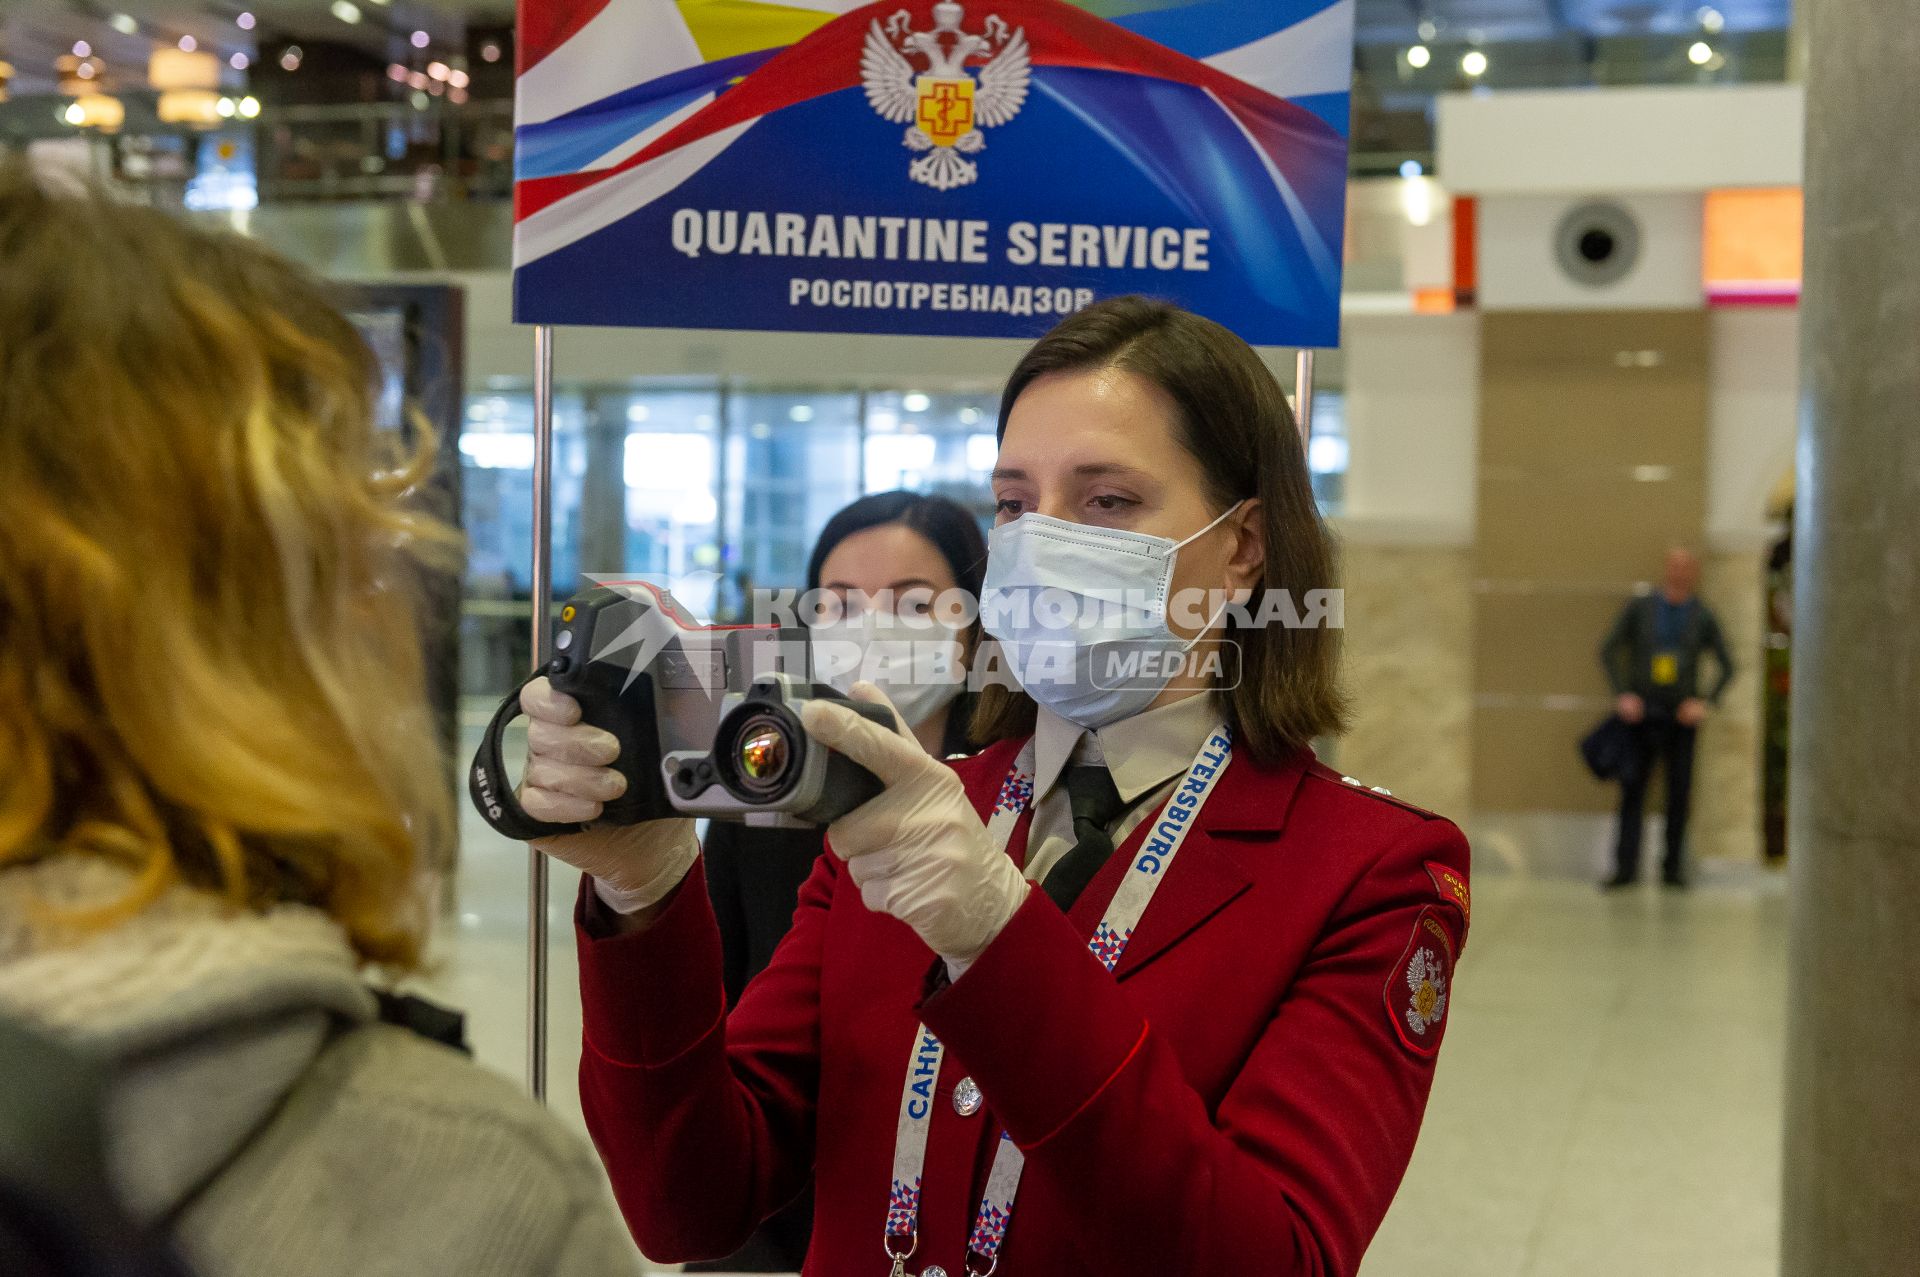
left=1023, top=690, right=1224, bottom=886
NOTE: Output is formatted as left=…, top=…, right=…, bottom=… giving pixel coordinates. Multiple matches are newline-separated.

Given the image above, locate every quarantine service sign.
left=512, top=0, right=1354, bottom=345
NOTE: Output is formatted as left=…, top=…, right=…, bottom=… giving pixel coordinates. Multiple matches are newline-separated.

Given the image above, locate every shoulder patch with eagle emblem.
left=1386, top=906, right=1457, bottom=1058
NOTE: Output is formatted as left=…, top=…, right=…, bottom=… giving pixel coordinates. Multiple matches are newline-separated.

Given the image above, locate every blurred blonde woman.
left=0, top=166, right=636, bottom=1276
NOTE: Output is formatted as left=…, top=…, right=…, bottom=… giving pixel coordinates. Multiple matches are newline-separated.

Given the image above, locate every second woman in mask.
left=690, top=490, right=984, bottom=1273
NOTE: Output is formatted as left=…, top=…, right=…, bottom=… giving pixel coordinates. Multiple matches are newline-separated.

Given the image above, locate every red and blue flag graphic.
left=513, top=0, right=1353, bottom=344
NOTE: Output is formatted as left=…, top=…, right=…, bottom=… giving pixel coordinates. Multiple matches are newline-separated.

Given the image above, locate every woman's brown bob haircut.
left=971, top=296, right=1347, bottom=762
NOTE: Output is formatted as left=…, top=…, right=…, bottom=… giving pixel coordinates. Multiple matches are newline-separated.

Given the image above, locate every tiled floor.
left=425, top=733, right=1788, bottom=1277
left=1362, top=867, right=1787, bottom=1277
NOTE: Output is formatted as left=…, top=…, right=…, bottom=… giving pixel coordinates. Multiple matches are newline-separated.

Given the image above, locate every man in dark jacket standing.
left=1600, top=547, right=1737, bottom=888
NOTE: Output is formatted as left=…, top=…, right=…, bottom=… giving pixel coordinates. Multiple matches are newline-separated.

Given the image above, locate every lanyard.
left=885, top=725, right=1233, bottom=1277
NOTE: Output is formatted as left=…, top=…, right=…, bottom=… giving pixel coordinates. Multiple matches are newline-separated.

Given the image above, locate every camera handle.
left=468, top=658, right=667, bottom=840
left=469, top=673, right=582, bottom=841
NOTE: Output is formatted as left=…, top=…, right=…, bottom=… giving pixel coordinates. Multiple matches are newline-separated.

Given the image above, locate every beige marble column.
left=1780, top=1, right=1920, bottom=1270
left=1332, top=530, right=1475, bottom=822
left=1690, top=544, right=1766, bottom=865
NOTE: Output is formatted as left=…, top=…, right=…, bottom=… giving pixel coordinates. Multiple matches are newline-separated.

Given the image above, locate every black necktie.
left=1042, top=765, right=1133, bottom=911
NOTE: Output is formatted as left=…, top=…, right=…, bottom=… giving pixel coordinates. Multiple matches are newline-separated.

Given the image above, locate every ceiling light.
left=1400, top=159, right=1423, bottom=178
left=150, top=47, right=219, bottom=91
left=109, top=14, right=138, bottom=35
left=157, top=89, right=222, bottom=125
left=237, top=12, right=255, bottom=30
left=76, top=62, right=96, bottom=80
left=280, top=46, right=302, bottom=71
left=63, top=102, right=85, bottom=126
left=331, top=1, right=362, bottom=25
left=1688, top=41, right=1714, bottom=65
left=411, top=30, right=430, bottom=49
left=76, top=93, right=126, bottom=132
left=1406, top=44, right=1431, bottom=69
left=178, top=35, right=197, bottom=52
left=426, top=61, right=449, bottom=81
left=1461, top=50, right=1488, bottom=77
left=238, top=95, right=260, bottom=118
left=215, top=96, right=236, bottom=118
left=1698, top=7, right=1725, bottom=34
left=73, top=41, right=92, bottom=58
left=230, top=52, right=249, bottom=70
left=902, top=392, right=931, bottom=412
left=480, top=42, right=502, bottom=63
left=449, top=69, right=469, bottom=88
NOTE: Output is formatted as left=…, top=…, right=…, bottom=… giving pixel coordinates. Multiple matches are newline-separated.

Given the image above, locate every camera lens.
left=738, top=726, right=788, bottom=784
left=718, top=708, right=799, bottom=801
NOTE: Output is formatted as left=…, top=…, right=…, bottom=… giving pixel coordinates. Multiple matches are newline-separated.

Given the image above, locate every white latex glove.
left=518, top=676, right=699, bottom=913
left=800, top=682, right=1029, bottom=967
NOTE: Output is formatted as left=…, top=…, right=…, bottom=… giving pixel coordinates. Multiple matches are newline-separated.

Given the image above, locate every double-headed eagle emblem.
left=1404, top=946, right=1449, bottom=1037
left=861, top=1, right=1031, bottom=190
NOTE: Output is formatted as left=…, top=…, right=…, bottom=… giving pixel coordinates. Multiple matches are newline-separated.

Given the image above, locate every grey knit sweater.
left=0, top=857, right=641, bottom=1277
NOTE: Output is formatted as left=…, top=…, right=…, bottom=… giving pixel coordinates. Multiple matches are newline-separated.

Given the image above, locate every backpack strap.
left=373, top=992, right=470, bottom=1056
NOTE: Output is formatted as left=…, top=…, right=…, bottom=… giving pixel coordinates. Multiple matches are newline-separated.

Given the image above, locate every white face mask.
left=979, top=503, right=1242, bottom=729
left=808, top=611, right=967, bottom=728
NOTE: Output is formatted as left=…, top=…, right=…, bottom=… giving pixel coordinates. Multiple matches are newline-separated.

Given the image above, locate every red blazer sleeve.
left=574, top=852, right=835, bottom=1263
left=917, top=817, right=1470, bottom=1277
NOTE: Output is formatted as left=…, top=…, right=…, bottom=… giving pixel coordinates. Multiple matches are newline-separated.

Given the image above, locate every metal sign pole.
left=527, top=324, right=555, bottom=1102
left=1294, top=348, right=1316, bottom=447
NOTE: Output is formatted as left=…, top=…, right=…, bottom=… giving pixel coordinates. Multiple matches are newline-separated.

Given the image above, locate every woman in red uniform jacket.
left=516, top=298, right=1471, bottom=1277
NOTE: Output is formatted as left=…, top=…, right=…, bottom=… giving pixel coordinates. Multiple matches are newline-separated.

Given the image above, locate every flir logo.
left=474, top=766, right=503, bottom=821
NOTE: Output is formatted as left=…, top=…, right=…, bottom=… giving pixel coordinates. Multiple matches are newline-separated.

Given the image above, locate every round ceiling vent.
left=1554, top=201, right=1642, bottom=288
